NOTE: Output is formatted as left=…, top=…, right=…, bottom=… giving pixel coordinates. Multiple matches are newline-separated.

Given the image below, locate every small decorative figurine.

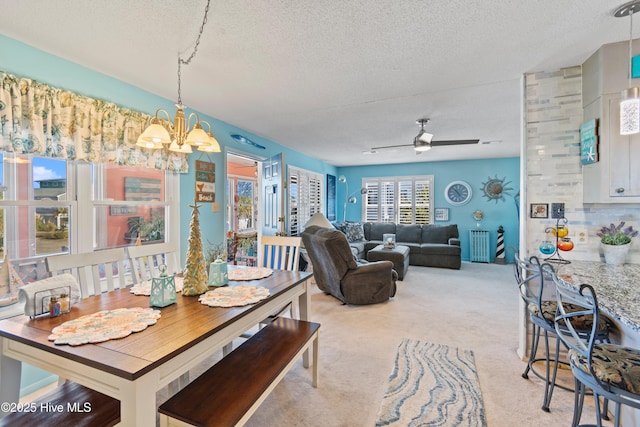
left=383, top=234, right=396, bottom=249
left=150, top=264, right=177, bottom=307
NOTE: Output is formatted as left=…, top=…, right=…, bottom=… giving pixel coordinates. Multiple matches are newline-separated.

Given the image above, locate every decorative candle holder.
left=539, top=240, right=555, bottom=255
left=543, top=217, right=572, bottom=264
left=150, top=264, right=177, bottom=307
left=208, top=259, right=229, bottom=287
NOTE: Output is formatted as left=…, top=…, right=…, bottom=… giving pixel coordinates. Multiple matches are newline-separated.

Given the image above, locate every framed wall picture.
left=530, top=203, right=549, bottom=219
left=434, top=208, right=449, bottom=221
left=326, top=174, right=336, bottom=221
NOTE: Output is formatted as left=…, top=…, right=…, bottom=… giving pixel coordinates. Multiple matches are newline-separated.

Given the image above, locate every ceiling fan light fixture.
left=413, top=118, right=432, bottom=151
left=414, top=139, right=432, bottom=152
left=418, top=131, right=433, bottom=144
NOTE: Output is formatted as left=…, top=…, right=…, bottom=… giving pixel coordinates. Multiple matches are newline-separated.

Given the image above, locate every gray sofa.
left=301, top=225, right=397, bottom=305
left=335, top=222, right=461, bottom=270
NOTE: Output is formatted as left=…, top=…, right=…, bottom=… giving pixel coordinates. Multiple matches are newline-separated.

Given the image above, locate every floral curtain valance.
left=0, top=71, right=188, bottom=173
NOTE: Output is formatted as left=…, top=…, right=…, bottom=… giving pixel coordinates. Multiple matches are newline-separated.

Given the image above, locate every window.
left=0, top=154, right=70, bottom=259
left=288, top=167, right=323, bottom=236
left=363, top=176, right=434, bottom=224
left=227, top=178, right=256, bottom=233
left=94, top=163, right=169, bottom=250
left=0, top=152, right=177, bottom=262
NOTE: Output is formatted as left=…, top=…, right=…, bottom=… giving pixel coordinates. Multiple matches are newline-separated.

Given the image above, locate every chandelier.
left=136, top=0, right=220, bottom=154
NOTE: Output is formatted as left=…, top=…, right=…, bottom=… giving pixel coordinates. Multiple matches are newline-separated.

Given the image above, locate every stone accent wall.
left=525, top=66, right=640, bottom=263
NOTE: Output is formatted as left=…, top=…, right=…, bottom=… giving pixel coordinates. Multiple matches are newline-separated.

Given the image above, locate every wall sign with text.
left=195, top=160, right=215, bottom=203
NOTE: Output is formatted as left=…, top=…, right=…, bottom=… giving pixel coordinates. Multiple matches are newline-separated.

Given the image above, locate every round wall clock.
left=444, top=181, right=472, bottom=206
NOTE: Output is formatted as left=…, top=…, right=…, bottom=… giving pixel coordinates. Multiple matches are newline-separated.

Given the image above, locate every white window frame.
left=227, top=174, right=258, bottom=233
left=288, top=166, right=324, bottom=236
left=362, top=175, right=434, bottom=224
left=0, top=153, right=179, bottom=260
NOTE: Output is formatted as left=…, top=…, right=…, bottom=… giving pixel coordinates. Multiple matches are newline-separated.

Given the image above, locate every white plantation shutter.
left=288, top=166, right=324, bottom=236
left=380, top=180, right=395, bottom=222
left=363, top=176, right=433, bottom=224
left=398, top=180, right=413, bottom=224
left=364, top=181, right=379, bottom=222
left=289, top=173, right=300, bottom=236
left=309, top=174, right=322, bottom=218
left=414, top=179, right=431, bottom=224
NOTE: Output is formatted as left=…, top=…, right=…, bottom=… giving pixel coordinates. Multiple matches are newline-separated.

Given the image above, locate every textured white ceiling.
left=0, top=0, right=632, bottom=166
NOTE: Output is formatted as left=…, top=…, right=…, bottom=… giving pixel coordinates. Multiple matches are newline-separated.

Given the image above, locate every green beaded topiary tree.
left=182, top=203, right=208, bottom=296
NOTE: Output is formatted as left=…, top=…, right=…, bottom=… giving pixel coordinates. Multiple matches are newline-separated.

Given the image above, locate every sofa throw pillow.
left=344, top=222, right=365, bottom=242
left=332, top=221, right=348, bottom=233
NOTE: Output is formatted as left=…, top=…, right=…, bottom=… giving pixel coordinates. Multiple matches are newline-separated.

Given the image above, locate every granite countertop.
left=553, top=260, right=640, bottom=334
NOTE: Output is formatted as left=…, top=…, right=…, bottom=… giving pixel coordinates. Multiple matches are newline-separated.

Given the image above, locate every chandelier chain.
left=177, top=0, right=212, bottom=105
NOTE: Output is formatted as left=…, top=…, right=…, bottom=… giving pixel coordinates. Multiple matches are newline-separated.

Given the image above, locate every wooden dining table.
left=0, top=268, right=313, bottom=426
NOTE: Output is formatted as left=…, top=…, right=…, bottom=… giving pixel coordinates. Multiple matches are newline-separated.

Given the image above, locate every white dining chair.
left=257, top=235, right=302, bottom=322
left=44, top=248, right=127, bottom=388
left=232, top=236, right=304, bottom=349
left=258, top=235, right=302, bottom=272
left=126, top=242, right=181, bottom=284
left=125, top=242, right=189, bottom=392
left=45, top=248, right=127, bottom=298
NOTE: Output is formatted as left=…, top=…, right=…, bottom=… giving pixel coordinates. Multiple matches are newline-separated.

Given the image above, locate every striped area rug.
left=375, top=339, right=487, bottom=427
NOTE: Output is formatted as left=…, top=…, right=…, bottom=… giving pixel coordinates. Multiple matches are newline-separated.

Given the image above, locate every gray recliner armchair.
left=301, top=225, right=396, bottom=305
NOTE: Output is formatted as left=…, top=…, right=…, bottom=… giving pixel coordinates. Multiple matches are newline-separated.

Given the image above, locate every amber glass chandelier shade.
left=185, top=124, right=211, bottom=146
left=169, top=140, right=193, bottom=153
left=198, top=134, right=221, bottom=152
left=138, top=122, right=172, bottom=146
left=135, top=138, right=164, bottom=149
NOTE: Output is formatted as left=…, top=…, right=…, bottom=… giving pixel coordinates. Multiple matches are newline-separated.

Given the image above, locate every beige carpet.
left=160, top=262, right=611, bottom=427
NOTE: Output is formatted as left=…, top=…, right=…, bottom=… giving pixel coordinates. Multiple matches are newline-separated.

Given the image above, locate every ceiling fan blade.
left=371, top=143, right=414, bottom=150
left=431, top=139, right=480, bottom=146
left=371, top=139, right=479, bottom=152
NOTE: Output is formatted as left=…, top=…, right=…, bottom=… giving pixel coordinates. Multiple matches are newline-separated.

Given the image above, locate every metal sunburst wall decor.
left=480, top=175, right=513, bottom=203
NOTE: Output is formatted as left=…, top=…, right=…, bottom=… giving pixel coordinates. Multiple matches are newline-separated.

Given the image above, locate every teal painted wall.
left=337, top=157, right=520, bottom=262
left=0, top=34, right=337, bottom=266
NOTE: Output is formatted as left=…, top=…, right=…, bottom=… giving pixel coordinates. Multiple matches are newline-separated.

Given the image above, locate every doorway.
left=226, top=152, right=260, bottom=265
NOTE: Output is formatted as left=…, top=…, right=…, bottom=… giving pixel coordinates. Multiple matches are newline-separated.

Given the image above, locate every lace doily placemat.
left=130, top=276, right=184, bottom=296
left=227, top=267, right=273, bottom=281
left=48, top=307, right=161, bottom=346
left=198, top=285, right=270, bottom=307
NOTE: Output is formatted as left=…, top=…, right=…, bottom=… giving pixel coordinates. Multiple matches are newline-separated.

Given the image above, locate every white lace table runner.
left=198, top=285, right=270, bottom=307
left=227, top=267, right=273, bottom=281
left=48, top=307, right=161, bottom=346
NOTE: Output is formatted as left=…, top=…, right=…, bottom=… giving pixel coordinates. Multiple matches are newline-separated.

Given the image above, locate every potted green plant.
left=597, top=221, right=638, bottom=265
left=237, top=236, right=256, bottom=257
left=141, top=217, right=165, bottom=241
left=205, top=242, right=227, bottom=264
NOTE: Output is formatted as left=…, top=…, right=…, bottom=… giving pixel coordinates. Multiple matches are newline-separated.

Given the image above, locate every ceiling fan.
left=370, top=118, right=480, bottom=154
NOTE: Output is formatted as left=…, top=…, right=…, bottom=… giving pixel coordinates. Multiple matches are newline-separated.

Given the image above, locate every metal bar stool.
left=554, top=280, right=640, bottom=427
left=514, top=254, right=612, bottom=413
